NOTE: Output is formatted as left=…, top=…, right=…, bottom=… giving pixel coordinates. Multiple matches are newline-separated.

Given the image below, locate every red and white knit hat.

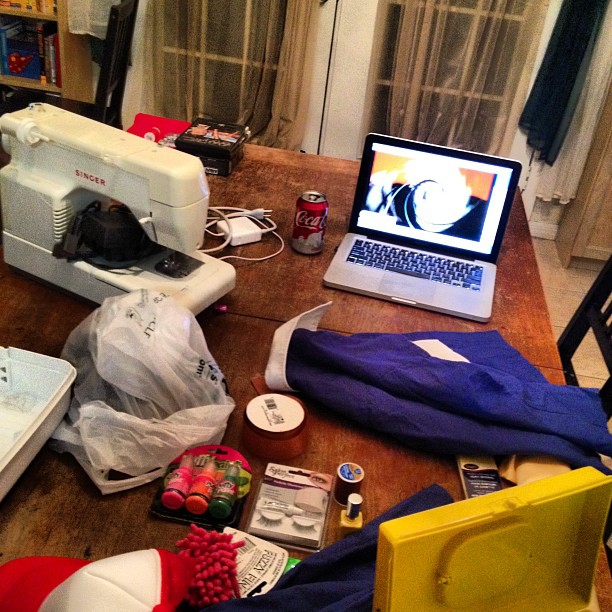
left=0, top=549, right=195, bottom=612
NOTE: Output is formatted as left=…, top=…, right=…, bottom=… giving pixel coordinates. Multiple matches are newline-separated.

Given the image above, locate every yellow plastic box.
left=373, top=467, right=612, bottom=611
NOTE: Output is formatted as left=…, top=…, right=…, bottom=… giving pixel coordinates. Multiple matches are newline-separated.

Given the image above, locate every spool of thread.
left=143, top=127, right=161, bottom=141
left=242, top=393, right=308, bottom=461
left=334, top=462, right=365, bottom=505
left=161, top=454, right=194, bottom=510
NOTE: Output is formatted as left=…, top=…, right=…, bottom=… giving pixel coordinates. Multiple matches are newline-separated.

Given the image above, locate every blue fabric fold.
left=284, top=329, right=612, bottom=474
left=210, top=484, right=453, bottom=611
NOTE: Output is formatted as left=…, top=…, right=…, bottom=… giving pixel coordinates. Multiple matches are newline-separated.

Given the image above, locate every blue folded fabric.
left=285, top=329, right=612, bottom=474
left=211, top=484, right=453, bottom=611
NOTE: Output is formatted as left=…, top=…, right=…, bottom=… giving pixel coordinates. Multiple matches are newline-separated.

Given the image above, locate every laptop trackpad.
left=379, top=272, right=436, bottom=301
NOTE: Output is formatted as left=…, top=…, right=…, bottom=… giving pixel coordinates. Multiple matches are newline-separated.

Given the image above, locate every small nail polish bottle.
left=161, top=454, right=194, bottom=510
left=340, top=493, right=363, bottom=537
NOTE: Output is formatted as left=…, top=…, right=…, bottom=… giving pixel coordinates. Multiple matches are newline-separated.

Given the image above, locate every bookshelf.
left=0, top=2, right=93, bottom=102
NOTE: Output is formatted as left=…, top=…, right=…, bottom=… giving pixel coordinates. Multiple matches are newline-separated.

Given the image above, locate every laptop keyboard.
left=346, top=239, right=483, bottom=290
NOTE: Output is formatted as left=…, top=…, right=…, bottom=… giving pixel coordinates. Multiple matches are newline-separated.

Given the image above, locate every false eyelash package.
left=246, top=462, right=333, bottom=551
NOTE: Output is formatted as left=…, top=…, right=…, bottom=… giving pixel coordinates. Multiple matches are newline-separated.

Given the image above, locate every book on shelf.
left=0, top=17, right=61, bottom=85
left=0, top=17, right=23, bottom=75
left=6, top=25, right=39, bottom=80
left=35, top=0, right=55, bottom=13
left=51, top=29, right=59, bottom=86
left=44, top=29, right=52, bottom=83
left=43, top=29, right=58, bottom=85
left=1, top=1, right=55, bottom=13
left=6, top=2, right=36, bottom=9
left=34, top=19, right=55, bottom=84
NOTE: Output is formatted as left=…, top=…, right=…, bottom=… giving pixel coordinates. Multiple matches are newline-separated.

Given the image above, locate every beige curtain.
left=367, top=0, right=548, bottom=155
left=254, top=1, right=318, bottom=149
left=147, top=0, right=317, bottom=149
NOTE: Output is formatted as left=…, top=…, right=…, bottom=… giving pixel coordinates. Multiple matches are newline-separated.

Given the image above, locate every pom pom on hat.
left=0, top=549, right=195, bottom=612
left=176, top=524, right=245, bottom=607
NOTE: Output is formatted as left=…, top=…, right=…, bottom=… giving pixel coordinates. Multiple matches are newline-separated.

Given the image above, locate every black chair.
left=557, top=255, right=612, bottom=571
left=61, top=0, right=139, bottom=129
left=557, top=255, right=612, bottom=414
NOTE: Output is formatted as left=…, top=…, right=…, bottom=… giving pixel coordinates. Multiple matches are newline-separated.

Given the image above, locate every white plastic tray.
left=0, top=347, right=76, bottom=503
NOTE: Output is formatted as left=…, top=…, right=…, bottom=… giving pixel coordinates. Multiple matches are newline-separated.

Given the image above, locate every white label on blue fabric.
left=411, top=339, right=470, bottom=362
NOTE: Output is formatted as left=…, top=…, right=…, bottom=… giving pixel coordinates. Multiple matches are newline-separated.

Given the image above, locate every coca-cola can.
left=292, top=190, right=328, bottom=254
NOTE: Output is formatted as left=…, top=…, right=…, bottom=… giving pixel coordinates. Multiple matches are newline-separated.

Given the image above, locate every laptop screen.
left=349, top=134, right=522, bottom=263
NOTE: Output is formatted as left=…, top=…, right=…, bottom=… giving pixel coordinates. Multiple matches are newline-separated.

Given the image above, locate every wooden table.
left=1, top=144, right=609, bottom=606
left=207, top=145, right=562, bottom=376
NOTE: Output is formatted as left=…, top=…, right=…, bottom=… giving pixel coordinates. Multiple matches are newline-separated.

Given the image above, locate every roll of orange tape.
left=242, top=393, right=308, bottom=461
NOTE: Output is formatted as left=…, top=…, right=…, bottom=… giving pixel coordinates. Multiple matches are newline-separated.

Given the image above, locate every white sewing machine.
left=0, top=104, right=235, bottom=313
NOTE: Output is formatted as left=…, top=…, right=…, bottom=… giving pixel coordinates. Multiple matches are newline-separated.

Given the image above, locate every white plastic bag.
left=51, top=290, right=235, bottom=493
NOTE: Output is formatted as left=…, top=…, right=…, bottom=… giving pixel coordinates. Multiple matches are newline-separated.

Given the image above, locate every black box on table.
left=175, top=118, right=250, bottom=176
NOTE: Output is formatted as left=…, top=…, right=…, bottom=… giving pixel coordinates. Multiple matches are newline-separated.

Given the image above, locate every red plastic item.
left=126, top=113, right=191, bottom=143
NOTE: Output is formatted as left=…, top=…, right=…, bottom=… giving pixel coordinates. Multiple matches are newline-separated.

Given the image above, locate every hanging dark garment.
left=519, top=0, right=609, bottom=165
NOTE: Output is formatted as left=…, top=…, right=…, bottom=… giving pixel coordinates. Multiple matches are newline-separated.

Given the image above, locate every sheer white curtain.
left=365, top=0, right=548, bottom=155
left=535, top=1, right=612, bottom=204
left=139, top=0, right=317, bottom=149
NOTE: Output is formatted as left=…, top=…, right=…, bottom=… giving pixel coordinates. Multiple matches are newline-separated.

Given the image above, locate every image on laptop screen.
left=353, top=140, right=516, bottom=258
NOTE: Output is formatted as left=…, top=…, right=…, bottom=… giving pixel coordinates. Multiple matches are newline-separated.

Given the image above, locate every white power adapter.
left=216, top=216, right=263, bottom=246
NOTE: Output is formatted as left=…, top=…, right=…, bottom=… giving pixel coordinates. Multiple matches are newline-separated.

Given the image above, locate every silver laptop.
left=323, top=134, right=522, bottom=322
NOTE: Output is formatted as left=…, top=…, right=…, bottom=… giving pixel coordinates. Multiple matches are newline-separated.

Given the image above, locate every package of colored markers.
left=246, top=462, right=333, bottom=551
left=150, top=445, right=252, bottom=529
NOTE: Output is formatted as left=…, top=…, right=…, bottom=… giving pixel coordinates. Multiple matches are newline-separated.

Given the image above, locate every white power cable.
left=200, top=206, right=285, bottom=261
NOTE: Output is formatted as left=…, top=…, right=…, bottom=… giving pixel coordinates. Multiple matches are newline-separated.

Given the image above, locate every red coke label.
left=292, top=191, right=328, bottom=254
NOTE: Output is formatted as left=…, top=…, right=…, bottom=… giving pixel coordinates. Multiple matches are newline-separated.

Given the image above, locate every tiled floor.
left=532, top=237, right=608, bottom=389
